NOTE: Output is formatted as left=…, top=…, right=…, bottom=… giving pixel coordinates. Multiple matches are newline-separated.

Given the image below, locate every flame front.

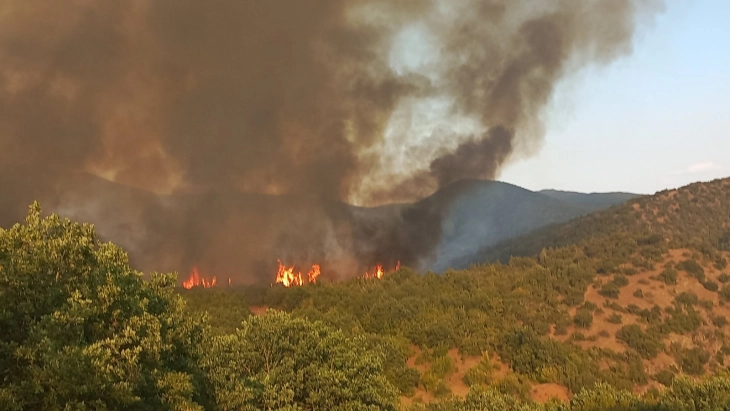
left=308, top=264, right=321, bottom=284
left=274, top=260, right=401, bottom=287
left=364, top=261, right=399, bottom=280
left=182, top=267, right=217, bottom=289
left=276, top=260, right=304, bottom=287
left=364, top=264, right=384, bottom=279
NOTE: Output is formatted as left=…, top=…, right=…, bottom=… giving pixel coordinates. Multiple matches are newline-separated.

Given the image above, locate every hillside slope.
left=215, top=177, right=730, bottom=407
left=469, top=178, right=730, bottom=266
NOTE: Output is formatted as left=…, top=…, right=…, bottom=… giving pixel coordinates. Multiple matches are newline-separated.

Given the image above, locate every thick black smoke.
left=0, top=0, right=662, bottom=282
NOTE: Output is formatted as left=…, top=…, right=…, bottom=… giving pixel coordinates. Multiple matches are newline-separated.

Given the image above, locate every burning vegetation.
left=274, top=260, right=401, bottom=287
left=182, top=267, right=220, bottom=289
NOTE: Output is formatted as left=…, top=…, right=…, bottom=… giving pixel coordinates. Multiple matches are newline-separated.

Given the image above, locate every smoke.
left=0, top=0, right=662, bottom=281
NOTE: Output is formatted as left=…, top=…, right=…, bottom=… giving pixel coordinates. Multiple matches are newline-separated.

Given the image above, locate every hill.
left=539, top=189, right=639, bottom=209
left=186, top=177, right=730, bottom=407
left=424, top=180, right=639, bottom=272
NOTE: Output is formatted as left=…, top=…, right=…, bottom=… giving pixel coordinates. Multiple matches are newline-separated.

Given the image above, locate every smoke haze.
left=0, top=0, right=662, bottom=282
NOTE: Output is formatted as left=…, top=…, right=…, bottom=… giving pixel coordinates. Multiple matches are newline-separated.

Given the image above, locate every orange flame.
left=308, top=264, right=321, bottom=284
left=276, top=260, right=304, bottom=287
left=364, top=261, right=400, bottom=280
left=364, top=264, right=384, bottom=279
left=273, top=260, right=401, bottom=287
left=182, top=267, right=217, bottom=289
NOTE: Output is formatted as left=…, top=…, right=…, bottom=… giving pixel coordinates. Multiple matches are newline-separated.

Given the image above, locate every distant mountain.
left=424, top=181, right=639, bottom=272
left=463, top=177, right=730, bottom=267
left=539, top=190, right=639, bottom=210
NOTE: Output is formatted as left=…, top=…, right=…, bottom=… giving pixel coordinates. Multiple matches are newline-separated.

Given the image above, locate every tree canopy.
left=0, top=204, right=398, bottom=410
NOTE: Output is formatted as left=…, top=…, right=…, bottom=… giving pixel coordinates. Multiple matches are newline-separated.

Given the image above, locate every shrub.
left=434, top=381, right=452, bottom=398
left=718, top=273, right=730, bottom=284
left=712, top=315, right=728, bottom=328
left=599, top=283, right=621, bottom=299
left=633, top=289, right=644, bottom=298
left=574, top=309, right=594, bottom=329
left=659, top=268, right=678, bottom=285
left=654, top=369, right=675, bottom=387
left=678, top=347, right=710, bottom=376
left=703, top=280, right=719, bottom=292
left=613, top=274, right=630, bottom=287
left=720, top=286, right=730, bottom=303
left=608, top=313, right=623, bottom=324
left=431, top=355, right=454, bottom=378
left=677, top=259, right=706, bottom=282
left=616, top=324, right=663, bottom=359
left=675, top=292, right=699, bottom=306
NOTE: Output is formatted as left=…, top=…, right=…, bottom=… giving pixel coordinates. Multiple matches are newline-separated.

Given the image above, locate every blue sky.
left=500, top=0, right=730, bottom=195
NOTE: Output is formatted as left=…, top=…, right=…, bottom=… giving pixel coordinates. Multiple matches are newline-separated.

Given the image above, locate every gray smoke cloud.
left=0, top=0, right=662, bottom=282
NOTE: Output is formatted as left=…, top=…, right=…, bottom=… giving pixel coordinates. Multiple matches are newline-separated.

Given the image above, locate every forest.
left=2, top=177, right=730, bottom=410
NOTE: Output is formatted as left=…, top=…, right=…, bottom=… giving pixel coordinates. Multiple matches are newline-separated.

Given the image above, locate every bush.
left=654, top=369, right=675, bottom=387
left=616, top=325, right=663, bottom=359
left=462, top=355, right=494, bottom=387
left=633, top=289, right=644, bottom=298
left=675, top=292, right=699, bottom=306
left=720, top=286, right=730, bottom=303
left=659, top=268, right=678, bottom=285
left=613, top=274, right=630, bottom=287
left=678, top=347, right=710, bottom=376
left=712, top=315, right=728, bottom=328
left=431, top=355, right=454, bottom=378
left=718, top=273, right=730, bottom=284
left=434, top=381, right=452, bottom=398
left=496, top=374, right=531, bottom=400
left=600, top=283, right=621, bottom=299
left=608, top=313, right=623, bottom=324
left=574, top=309, right=594, bottom=329
left=703, top=280, right=719, bottom=292
left=677, top=259, right=706, bottom=282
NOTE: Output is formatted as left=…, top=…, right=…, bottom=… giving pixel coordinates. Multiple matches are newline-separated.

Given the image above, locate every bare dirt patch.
left=249, top=305, right=270, bottom=316
left=531, top=383, right=570, bottom=403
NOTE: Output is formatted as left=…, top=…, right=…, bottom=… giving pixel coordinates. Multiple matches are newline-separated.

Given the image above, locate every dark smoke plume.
left=0, top=0, right=662, bottom=282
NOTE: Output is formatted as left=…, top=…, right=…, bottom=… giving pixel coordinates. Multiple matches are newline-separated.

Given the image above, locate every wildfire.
left=308, top=264, right=321, bottom=284
left=364, top=264, right=384, bottom=279
left=364, top=261, right=399, bottom=280
left=276, top=260, right=304, bottom=287
left=182, top=267, right=218, bottom=289
left=274, top=260, right=401, bottom=287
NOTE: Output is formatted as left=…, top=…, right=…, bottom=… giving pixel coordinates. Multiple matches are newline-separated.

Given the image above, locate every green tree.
left=204, top=310, right=398, bottom=411
left=0, top=203, right=212, bottom=410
